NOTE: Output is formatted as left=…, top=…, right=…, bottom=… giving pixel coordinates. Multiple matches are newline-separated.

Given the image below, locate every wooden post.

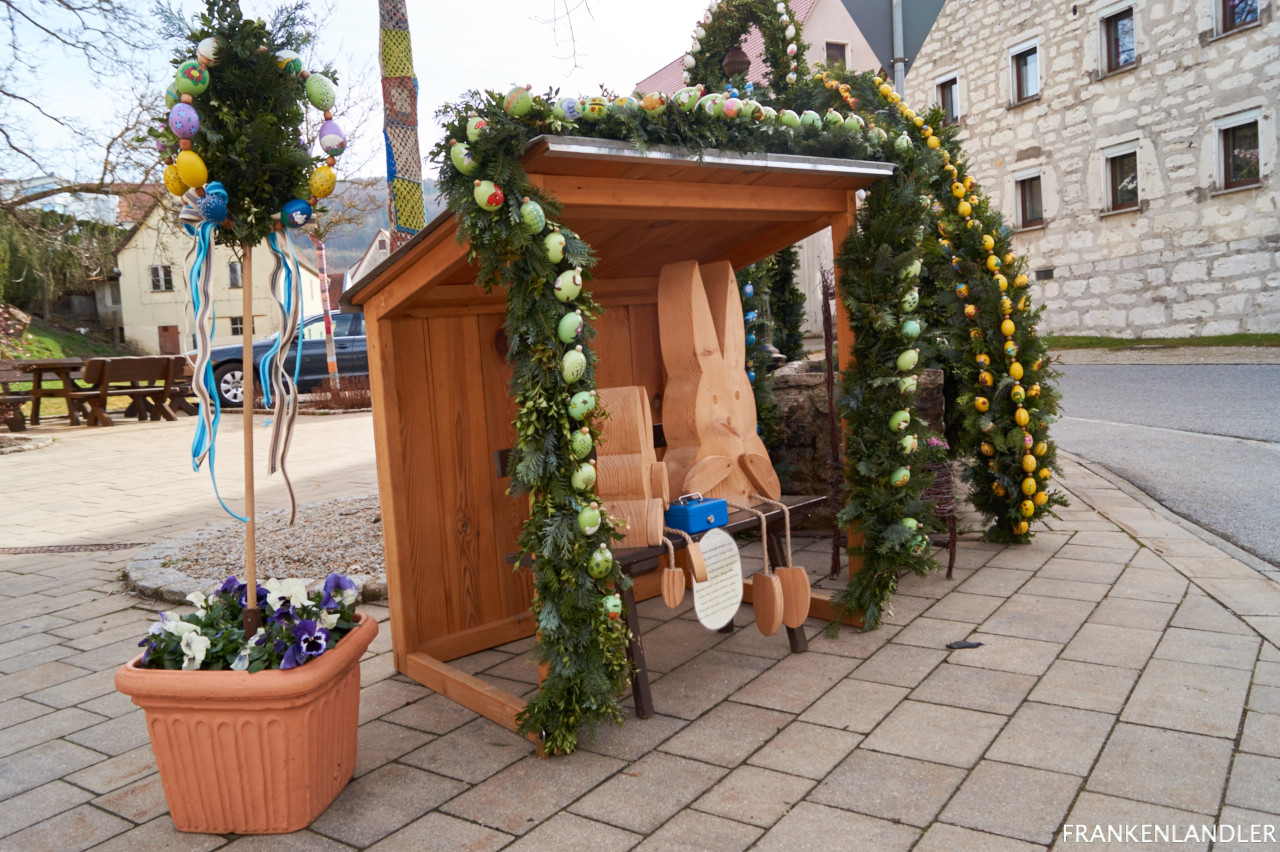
left=241, top=243, right=261, bottom=636
left=830, top=193, right=865, bottom=574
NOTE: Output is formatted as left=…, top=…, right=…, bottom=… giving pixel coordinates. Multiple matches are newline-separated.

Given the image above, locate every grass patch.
left=3, top=316, right=128, bottom=360
left=1046, top=333, right=1280, bottom=350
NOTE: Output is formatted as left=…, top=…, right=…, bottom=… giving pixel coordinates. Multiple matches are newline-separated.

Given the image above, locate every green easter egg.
left=561, top=348, right=587, bottom=383
left=869, top=126, right=889, bottom=144
left=889, top=409, right=911, bottom=432
left=902, top=318, right=921, bottom=340
left=449, top=141, right=479, bottom=175
left=473, top=180, right=504, bottom=211
left=602, top=593, right=622, bottom=619
left=569, top=391, right=596, bottom=420
left=305, top=73, right=336, bottom=111
left=823, top=109, right=844, bottom=128
left=466, top=115, right=487, bottom=142
left=778, top=109, right=801, bottom=128
left=673, top=86, right=704, bottom=112
left=900, top=433, right=918, bottom=453
left=578, top=503, right=602, bottom=534
left=544, top=230, right=566, bottom=263
left=759, top=105, right=778, bottom=123
left=896, top=349, right=919, bottom=371
left=554, top=268, right=583, bottom=303
left=890, top=466, right=911, bottom=488
left=164, top=82, right=180, bottom=109
left=799, top=110, right=821, bottom=128
left=557, top=311, right=584, bottom=343
left=570, top=426, right=593, bottom=458
left=901, top=517, right=919, bottom=531
left=571, top=461, right=597, bottom=491
left=582, top=96, right=609, bottom=120
left=519, top=197, right=546, bottom=234
left=901, top=288, right=919, bottom=312
left=696, top=93, right=725, bottom=116
left=901, top=259, right=922, bottom=279
left=898, top=375, right=917, bottom=396
left=504, top=85, right=533, bottom=117
left=588, top=544, right=613, bottom=579
left=613, top=95, right=639, bottom=112
left=894, top=133, right=914, bottom=153
left=843, top=114, right=864, bottom=131
left=909, top=534, right=929, bottom=555
left=174, top=60, right=210, bottom=96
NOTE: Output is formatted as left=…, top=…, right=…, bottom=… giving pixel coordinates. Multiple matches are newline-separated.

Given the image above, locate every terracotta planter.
left=115, top=613, right=378, bottom=834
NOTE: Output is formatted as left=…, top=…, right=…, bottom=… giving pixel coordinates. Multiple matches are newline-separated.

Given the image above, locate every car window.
left=300, top=314, right=356, bottom=340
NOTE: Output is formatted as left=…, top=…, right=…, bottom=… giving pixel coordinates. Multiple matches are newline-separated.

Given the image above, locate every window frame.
left=229, top=316, right=244, bottom=337
left=1013, top=168, right=1045, bottom=228
left=1216, top=109, right=1262, bottom=190
left=1103, top=140, right=1141, bottom=212
left=149, top=265, right=174, bottom=292
left=935, top=72, right=961, bottom=125
left=1101, top=4, right=1137, bottom=74
left=1220, top=0, right=1260, bottom=34
left=1009, top=38, right=1041, bottom=105
left=825, top=41, right=847, bottom=68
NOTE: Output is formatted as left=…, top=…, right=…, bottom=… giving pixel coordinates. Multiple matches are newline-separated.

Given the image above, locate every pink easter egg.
left=168, top=103, right=199, bottom=139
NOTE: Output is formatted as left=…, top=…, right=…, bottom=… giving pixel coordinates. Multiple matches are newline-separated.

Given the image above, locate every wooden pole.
left=241, top=243, right=261, bottom=636
left=831, top=193, right=864, bottom=575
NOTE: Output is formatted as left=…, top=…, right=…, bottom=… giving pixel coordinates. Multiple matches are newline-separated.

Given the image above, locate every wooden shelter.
left=342, top=136, right=891, bottom=736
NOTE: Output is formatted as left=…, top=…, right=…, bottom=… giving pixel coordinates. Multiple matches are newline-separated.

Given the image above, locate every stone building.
left=905, top=0, right=1278, bottom=337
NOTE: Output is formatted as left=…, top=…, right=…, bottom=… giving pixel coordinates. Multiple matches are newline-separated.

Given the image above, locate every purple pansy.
left=280, top=620, right=330, bottom=669
left=321, top=573, right=357, bottom=609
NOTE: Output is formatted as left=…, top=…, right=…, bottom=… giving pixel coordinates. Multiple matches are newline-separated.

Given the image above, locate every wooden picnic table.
left=15, top=357, right=87, bottom=426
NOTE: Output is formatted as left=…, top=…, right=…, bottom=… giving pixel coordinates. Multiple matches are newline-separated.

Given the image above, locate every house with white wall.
left=105, top=198, right=323, bottom=354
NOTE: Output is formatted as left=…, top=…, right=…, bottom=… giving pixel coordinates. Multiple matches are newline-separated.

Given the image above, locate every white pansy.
left=230, top=627, right=265, bottom=671
left=265, top=577, right=310, bottom=611
left=186, top=591, right=208, bottom=616
left=319, top=610, right=339, bottom=630
left=180, top=630, right=211, bottom=670
left=164, top=619, right=200, bottom=637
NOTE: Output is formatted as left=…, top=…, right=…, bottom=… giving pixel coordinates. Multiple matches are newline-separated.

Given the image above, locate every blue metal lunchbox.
left=664, top=493, right=729, bottom=534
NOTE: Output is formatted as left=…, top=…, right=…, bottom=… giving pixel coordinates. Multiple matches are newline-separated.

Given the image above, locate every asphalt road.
left=1052, top=363, right=1280, bottom=569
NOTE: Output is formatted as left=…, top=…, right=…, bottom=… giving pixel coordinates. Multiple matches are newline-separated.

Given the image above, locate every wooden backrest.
left=0, top=361, right=25, bottom=390
left=89, top=356, right=183, bottom=386
left=81, top=358, right=108, bottom=386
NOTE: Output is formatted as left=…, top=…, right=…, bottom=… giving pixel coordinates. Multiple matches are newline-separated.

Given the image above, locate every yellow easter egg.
left=1009, top=361, right=1024, bottom=380
left=927, top=135, right=941, bottom=149
left=986, top=255, right=1001, bottom=272
left=1022, top=454, right=1037, bottom=473
left=309, top=165, right=336, bottom=199
left=957, top=200, right=972, bottom=217
left=1022, top=477, right=1037, bottom=496
left=1001, top=319, right=1016, bottom=337
left=1039, top=467, right=1052, bottom=480
left=992, top=482, right=1007, bottom=497
left=982, top=235, right=995, bottom=251
left=994, top=273, right=1008, bottom=290
left=1020, top=500, right=1035, bottom=517
left=175, top=150, right=207, bottom=188
left=1014, top=520, right=1029, bottom=534
left=163, top=163, right=188, bottom=196
left=951, top=182, right=965, bottom=198
left=1034, top=491, right=1048, bottom=506
left=1015, top=408, right=1031, bottom=427
left=1034, top=441, right=1048, bottom=456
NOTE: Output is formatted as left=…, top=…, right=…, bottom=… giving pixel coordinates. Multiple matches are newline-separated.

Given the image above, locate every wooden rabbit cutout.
left=658, top=260, right=782, bottom=507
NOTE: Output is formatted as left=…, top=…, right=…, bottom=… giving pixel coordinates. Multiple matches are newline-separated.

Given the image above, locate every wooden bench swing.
left=342, top=136, right=890, bottom=744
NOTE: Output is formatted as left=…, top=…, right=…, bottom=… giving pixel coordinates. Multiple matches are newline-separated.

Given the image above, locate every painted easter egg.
left=571, top=461, right=597, bottom=492
left=449, top=140, right=478, bottom=175
left=721, top=97, right=742, bottom=119
left=673, top=86, right=704, bottom=112
left=1011, top=385, right=1026, bottom=404
left=844, top=114, right=865, bottom=132
left=552, top=96, right=582, bottom=121
left=168, top=103, right=199, bottom=139
left=901, top=289, right=919, bottom=312
left=504, top=85, right=533, bottom=117
left=164, top=82, right=180, bottom=109
left=578, top=502, right=602, bottom=534
left=588, top=544, right=613, bottom=579
left=562, top=347, right=587, bottom=383
left=696, top=93, right=725, bottom=116
left=901, top=318, right=921, bottom=340
left=554, top=268, right=583, bottom=303
left=974, top=396, right=989, bottom=412
left=281, top=198, right=313, bottom=228
left=901, top=433, right=918, bottom=453
left=896, top=349, right=919, bottom=372
left=175, top=59, right=209, bottom=96
left=868, top=126, right=889, bottom=144
left=1020, top=500, right=1035, bottom=517
left=1015, top=408, right=1031, bottom=426
left=976, top=353, right=991, bottom=367
left=602, top=594, right=622, bottom=620
left=569, top=391, right=596, bottom=420
left=570, top=426, right=592, bottom=459
left=890, top=467, right=911, bottom=488
left=162, top=164, right=187, bottom=197
left=582, top=96, right=609, bottom=120
left=305, top=74, right=336, bottom=111
left=759, top=105, right=777, bottom=123
left=197, top=188, right=227, bottom=223
left=466, top=115, right=487, bottom=142
left=473, top=180, right=504, bottom=211
left=612, top=95, right=639, bottom=112
left=318, top=119, right=347, bottom=157
left=309, top=165, right=336, bottom=199
left=641, top=92, right=667, bottom=115
left=898, top=375, right=917, bottom=396
left=799, top=110, right=821, bottom=128
left=895, top=133, right=913, bottom=154
left=175, top=150, right=207, bottom=188
left=1004, top=340, right=1019, bottom=358
left=889, top=410, right=911, bottom=432
left=558, top=311, right=584, bottom=343
left=544, top=231, right=566, bottom=263
left=978, top=370, right=994, bottom=387
left=196, top=37, right=218, bottom=66
left=823, top=109, right=844, bottom=129
left=276, top=49, right=302, bottom=75
left=519, top=197, right=546, bottom=234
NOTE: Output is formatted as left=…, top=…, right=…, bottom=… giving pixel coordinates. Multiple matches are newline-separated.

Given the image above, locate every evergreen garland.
left=736, top=260, right=781, bottom=449
left=427, top=1, right=1065, bottom=746
left=769, top=246, right=806, bottom=362
left=683, top=0, right=809, bottom=98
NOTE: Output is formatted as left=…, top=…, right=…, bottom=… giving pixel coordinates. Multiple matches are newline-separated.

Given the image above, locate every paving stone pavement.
left=2, top=413, right=1279, bottom=850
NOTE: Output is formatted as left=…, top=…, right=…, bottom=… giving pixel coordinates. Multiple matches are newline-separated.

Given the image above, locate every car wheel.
left=213, top=362, right=244, bottom=408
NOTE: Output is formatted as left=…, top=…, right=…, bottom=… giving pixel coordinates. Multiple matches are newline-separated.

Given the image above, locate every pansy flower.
left=280, top=620, right=330, bottom=669
left=321, top=573, right=357, bottom=609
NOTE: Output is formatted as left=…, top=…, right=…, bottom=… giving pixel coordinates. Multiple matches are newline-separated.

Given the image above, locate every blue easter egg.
left=281, top=198, right=313, bottom=228
left=197, top=192, right=227, bottom=223
left=746, top=333, right=756, bottom=346
left=745, top=310, right=758, bottom=322
left=742, top=283, right=754, bottom=298
left=747, top=370, right=756, bottom=383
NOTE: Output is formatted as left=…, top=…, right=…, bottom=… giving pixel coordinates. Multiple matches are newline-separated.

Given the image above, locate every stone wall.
left=904, top=0, right=1279, bottom=338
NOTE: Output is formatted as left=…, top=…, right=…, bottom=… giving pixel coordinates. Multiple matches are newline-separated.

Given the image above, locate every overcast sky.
left=30, top=0, right=713, bottom=183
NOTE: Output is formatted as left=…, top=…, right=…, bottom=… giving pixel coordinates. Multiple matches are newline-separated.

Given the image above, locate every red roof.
left=115, top=184, right=162, bottom=224
left=636, top=0, right=818, bottom=94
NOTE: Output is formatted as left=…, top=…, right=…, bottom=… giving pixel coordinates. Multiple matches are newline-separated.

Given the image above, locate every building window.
left=150, top=265, right=174, bottom=292
left=1017, top=173, right=1044, bottom=227
left=230, top=316, right=244, bottom=336
left=107, top=281, right=121, bottom=306
left=825, top=42, right=847, bottom=68
left=1105, top=145, right=1140, bottom=211
left=1222, top=0, right=1259, bottom=32
left=229, top=261, right=242, bottom=288
left=1219, top=113, right=1261, bottom=189
left=1011, top=42, right=1040, bottom=104
left=1103, top=7, right=1136, bottom=72
left=937, top=76, right=960, bottom=124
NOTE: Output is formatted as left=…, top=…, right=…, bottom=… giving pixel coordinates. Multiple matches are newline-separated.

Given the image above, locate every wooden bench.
left=66, top=356, right=187, bottom=427
left=501, top=423, right=829, bottom=719
left=0, top=362, right=33, bottom=432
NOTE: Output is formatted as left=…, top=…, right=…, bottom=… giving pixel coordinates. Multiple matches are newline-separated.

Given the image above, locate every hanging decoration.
left=683, top=0, right=809, bottom=95
left=378, top=0, right=426, bottom=251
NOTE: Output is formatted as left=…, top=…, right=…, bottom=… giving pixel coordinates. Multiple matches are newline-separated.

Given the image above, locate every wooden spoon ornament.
left=663, top=526, right=707, bottom=583
left=726, top=501, right=783, bottom=637
left=660, top=535, right=685, bottom=608
left=752, top=495, right=811, bottom=628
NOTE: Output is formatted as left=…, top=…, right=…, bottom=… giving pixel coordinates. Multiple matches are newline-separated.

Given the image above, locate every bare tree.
left=533, top=0, right=596, bottom=73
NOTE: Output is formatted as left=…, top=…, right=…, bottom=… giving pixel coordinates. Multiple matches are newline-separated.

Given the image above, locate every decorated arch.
left=681, top=0, right=809, bottom=96
left=424, top=0, right=1065, bottom=752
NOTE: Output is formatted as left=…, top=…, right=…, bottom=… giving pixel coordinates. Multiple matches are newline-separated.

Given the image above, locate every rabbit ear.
left=658, top=260, right=722, bottom=374
left=700, top=262, right=746, bottom=371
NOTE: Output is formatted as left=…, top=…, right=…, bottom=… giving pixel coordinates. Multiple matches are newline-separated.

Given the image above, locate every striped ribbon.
left=262, top=231, right=302, bottom=523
